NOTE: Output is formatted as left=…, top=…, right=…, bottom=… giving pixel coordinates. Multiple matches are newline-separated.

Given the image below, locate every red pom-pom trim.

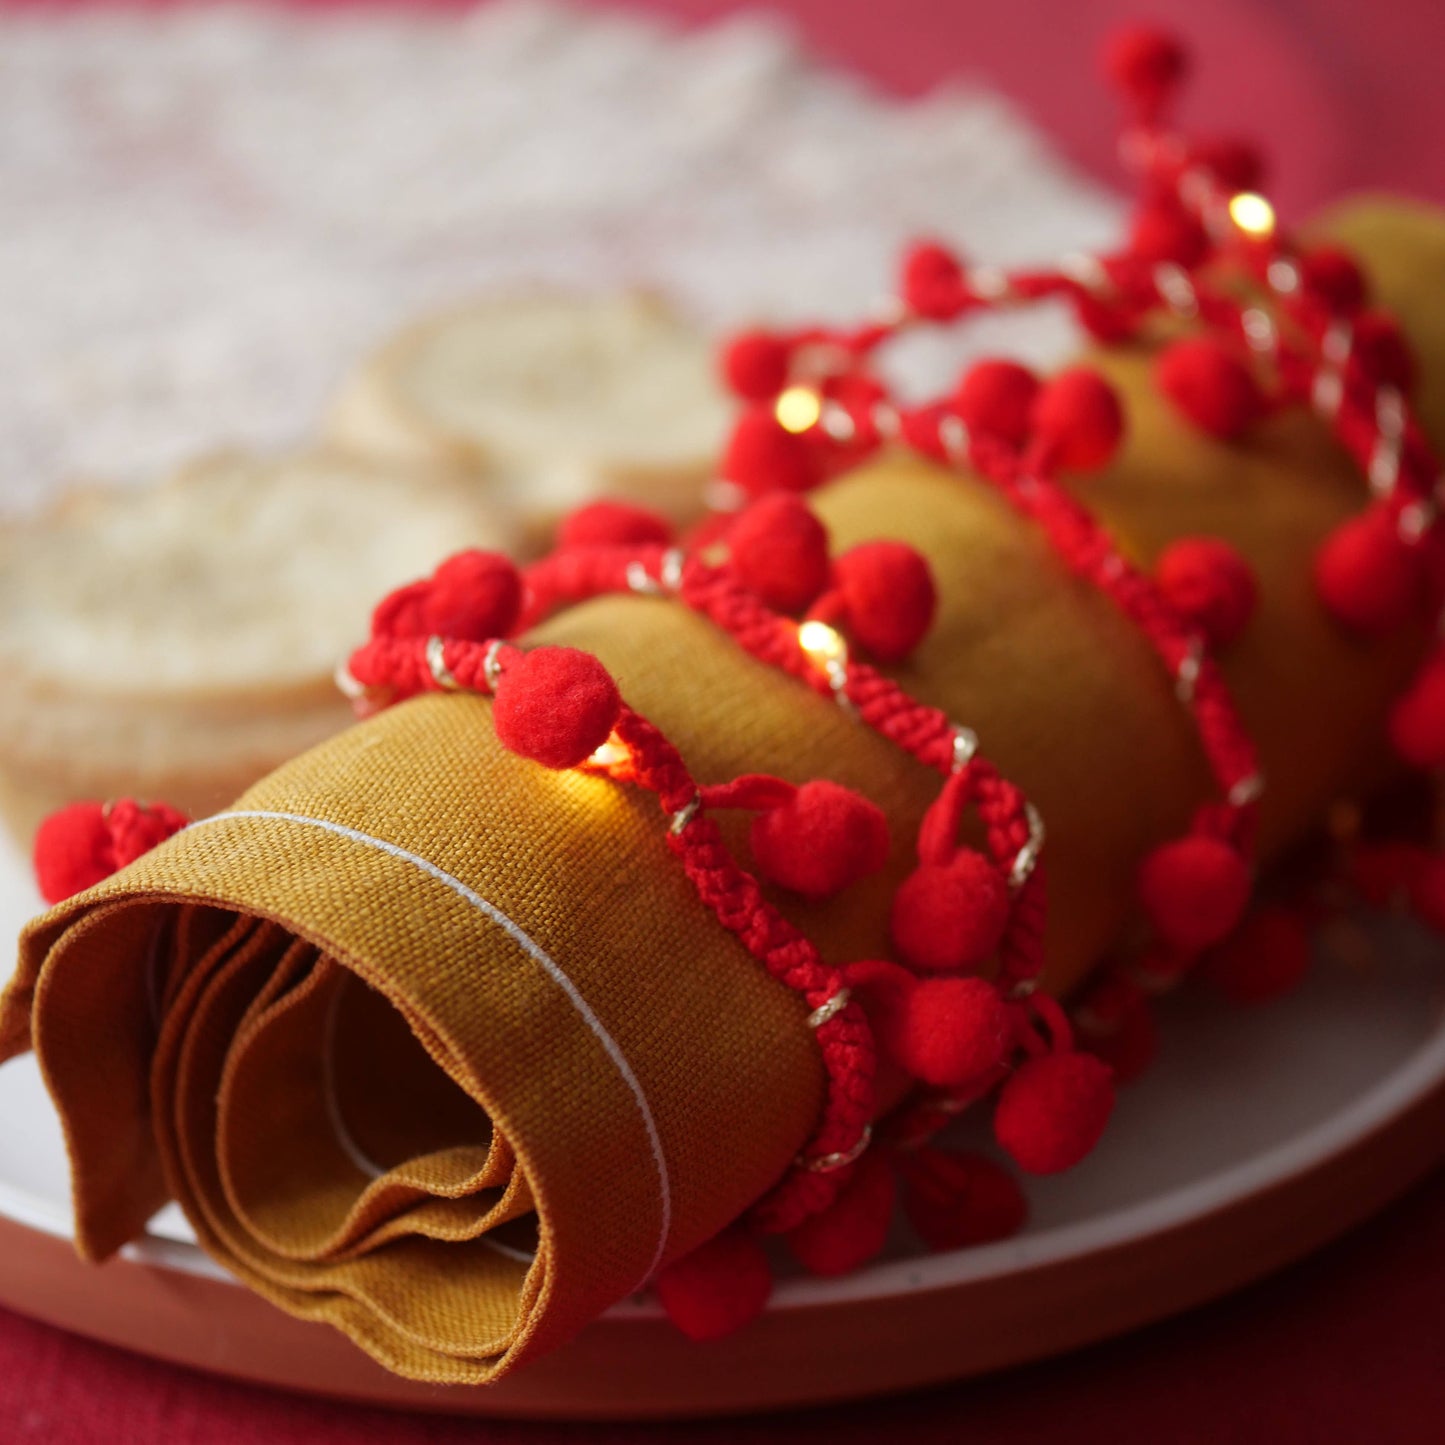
left=901, top=241, right=966, bottom=321
left=896, top=1146, right=1027, bottom=1252
left=1203, top=905, right=1312, bottom=1005
left=1031, top=367, right=1125, bottom=472
left=1299, top=245, right=1367, bottom=313
left=1314, top=508, right=1422, bottom=635
left=1155, top=338, right=1263, bottom=441
left=654, top=1226, right=773, bottom=1342
left=955, top=360, right=1040, bottom=448
left=890, top=849, right=1011, bottom=974
left=491, top=646, right=621, bottom=770
left=1155, top=536, right=1258, bottom=647
left=33, top=798, right=189, bottom=905
left=785, top=1149, right=896, bottom=1277
left=750, top=779, right=890, bottom=901
left=720, top=328, right=792, bottom=403
left=1102, top=26, right=1187, bottom=121
left=1137, top=834, right=1252, bottom=952
left=888, top=975, right=1013, bottom=1088
left=558, top=501, right=673, bottom=551
left=1075, top=975, right=1158, bottom=1084
left=423, top=550, right=524, bottom=642
left=1390, top=654, right=1445, bottom=769
left=994, top=1051, right=1115, bottom=1175
left=1129, top=201, right=1208, bottom=269
left=1352, top=310, right=1416, bottom=394
left=1189, top=137, right=1265, bottom=194
left=831, top=540, right=938, bottom=663
left=728, top=494, right=832, bottom=614
left=721, top=407, right=821, bottom=496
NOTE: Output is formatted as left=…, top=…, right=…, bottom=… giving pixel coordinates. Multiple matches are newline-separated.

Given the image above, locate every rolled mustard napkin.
left=2, top=198, right=1442, bottom=1383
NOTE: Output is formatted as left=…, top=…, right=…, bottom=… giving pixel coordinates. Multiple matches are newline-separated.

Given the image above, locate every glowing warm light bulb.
left=586, top=736, right=630, bottom=769
left=775, top=386, right=822, bottom=434
left=1228, top=192, right=1275, bottom=239
left=798, top=619, right=846, bottom=667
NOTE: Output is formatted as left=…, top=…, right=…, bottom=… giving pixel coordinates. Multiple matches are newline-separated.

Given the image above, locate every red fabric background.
left=3, top=0, right=1444, bottom=1438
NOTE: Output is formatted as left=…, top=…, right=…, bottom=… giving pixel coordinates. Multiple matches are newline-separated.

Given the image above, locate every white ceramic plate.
left=3, top=825, right=1445, bottom=1418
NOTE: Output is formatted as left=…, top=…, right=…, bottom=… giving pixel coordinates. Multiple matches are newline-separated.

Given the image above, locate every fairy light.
left=798, top=619, right=845, bottom=668
left=775, top=386, right=822, bottom=434
left=586, top=735, right=631, bottom=770
left=798, top=619, right=855, bottom=714
left=1227, top=192, right=1275, bottom=239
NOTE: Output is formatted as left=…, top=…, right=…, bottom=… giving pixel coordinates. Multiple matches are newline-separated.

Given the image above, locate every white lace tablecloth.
left=0, top=0, right=1122, bottom=516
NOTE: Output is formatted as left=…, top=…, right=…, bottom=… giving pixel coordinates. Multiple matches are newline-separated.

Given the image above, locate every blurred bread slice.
left=325, top=291, right=730, bottom=545
left=0, top=449, right=516, bottom=839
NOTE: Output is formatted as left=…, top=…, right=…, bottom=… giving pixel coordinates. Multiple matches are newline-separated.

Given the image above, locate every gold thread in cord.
left=333, top=660, right=367, bottom=701
left=798, top=620, right=857, bottom=717
left=425, top=635, right=461, bottom=691
left=1228, top=772, right=1266, bottom=808
left=1153, top=262, right=1198, bottom=318
left=938, top=413, right=970, bottom=465
left=626, top=560, right=664, bottom=596
left=482, top=639, right=505, bottom=692
left=660, top=547, right=685, bottom=592
left=669, top=793, right=702, bottom=835
left=1175, top=635, right=1203, bottom=704
left=950, top=725, right=979, bottom=772
left=806, top=989, right=851, bottom=1030
left=1009, top=803, right=1046, bottom=889
left=798, top=1123, right=872, bottom=1173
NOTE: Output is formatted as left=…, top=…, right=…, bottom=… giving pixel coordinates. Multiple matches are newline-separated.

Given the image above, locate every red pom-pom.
left=721, top=407, right=820, bottom=496
left=1155, top=338, right=1263, bottom=441
left=1156, top=536, right=1258, bottom=647
left=1102, top=26, right=1187, bottom=120
left=833, top=541, right=938, bottom=662
left=888, top=976, right=1013, bottom=1088
left=1409, top=855, right=1445, bottom=934
left=1031, top=367, right=1124, bottom=472
left=491, top=646, right=621, bottom=770
left=840, top=956, right=916, bottom=1031
left=1137, top=834, right=1252, bottom=952
left=954, top=360, right=1040, bottom=448
left=654, top=1226, right=773, bottom=1342
left=1352, top=310, right=1416, bottom=394
left=1314, top=508, right=1422, bottom=634
left=785, top=1149, right=896, bottom=1277
left=1129, top=202, right=1208, bottom=269
left=901, top=241, right=966, bottom=321
left=557, top=500, right=672, bottom=551
left=728, top=494, right=832, bottom=614
left=751, top=780, right=889, bottom=901
left=1203, top=905, right=1312, bottom=1005
left=896, top=1146, right=1027, bottom=1252
left=1390, top=655, right=1445, bottom=769
left=1348, top=840, right=1428, bottom=910
left=1299, top=245, right=1367, bottom=313
left=1075, top=975, right=1158, bottom=1084
left=994, top=1051, right=1115, bottom=1175
left=890, top=849, right=1010, bottom=974
left=1075, top=291, right=1140, bottom=346
left=33, top=803, right=116, bottom=904
left=1190, top=137, right=1264, bottom=194
left=720, top=328, right=792, bottom=403
left=33, top=798, right=188, bottom=905
left=422, top=550, right=523, bottom=642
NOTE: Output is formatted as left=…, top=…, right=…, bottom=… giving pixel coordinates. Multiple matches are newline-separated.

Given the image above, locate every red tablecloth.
left=3, top=0, right=1444, bottom=1439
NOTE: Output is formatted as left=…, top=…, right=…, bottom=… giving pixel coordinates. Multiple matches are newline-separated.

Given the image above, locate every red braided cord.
left=522, top=544, right=1049, bottom=987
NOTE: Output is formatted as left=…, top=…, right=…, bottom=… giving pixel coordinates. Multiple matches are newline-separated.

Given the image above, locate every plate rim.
left=5, top=1002, right=1444, bottom=1317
